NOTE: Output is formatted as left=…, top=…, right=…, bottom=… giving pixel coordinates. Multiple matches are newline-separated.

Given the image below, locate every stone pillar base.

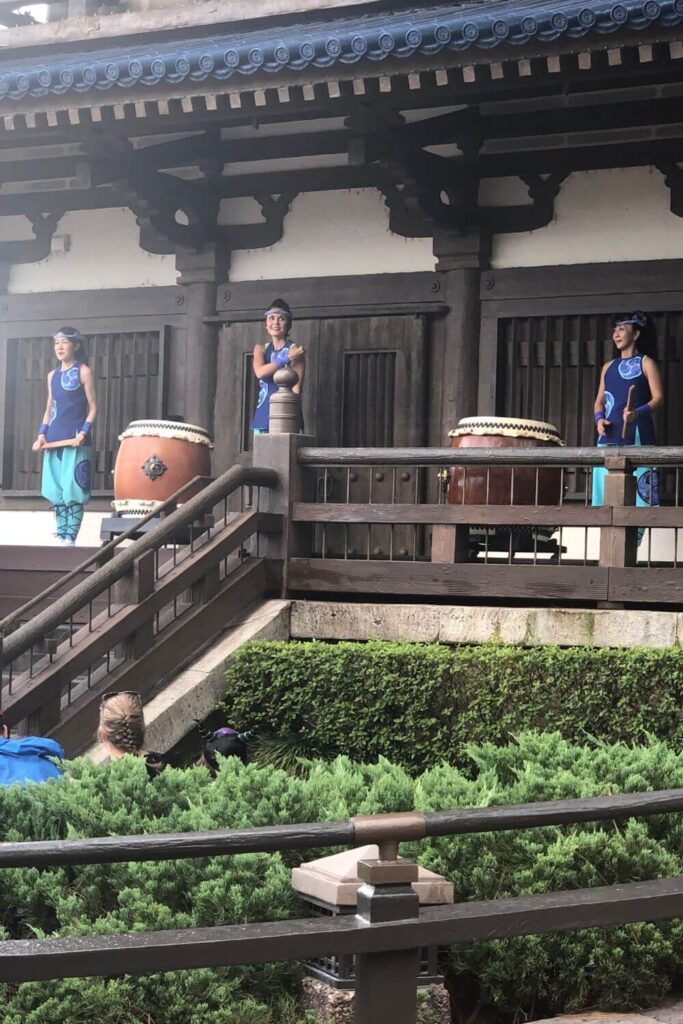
left=301, top=977, right=451, bottom=1024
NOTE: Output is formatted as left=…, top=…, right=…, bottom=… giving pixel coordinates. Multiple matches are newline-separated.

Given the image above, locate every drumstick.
left=41, top=438, right=79, bottom=450
left=622, top=384, right=636, bottom=442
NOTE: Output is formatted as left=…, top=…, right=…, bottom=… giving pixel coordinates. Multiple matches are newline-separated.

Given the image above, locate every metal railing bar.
left=2, top=875, right=683, bottom=984
left=1, top=788, right=682, bottom=869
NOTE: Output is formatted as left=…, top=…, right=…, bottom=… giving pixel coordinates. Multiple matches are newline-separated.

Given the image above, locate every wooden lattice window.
left=498, top=311, right=683, bottom=447
left=341, top=350, right=397, bottom=448
left=3, top=328, right=168, bottom=493
left=497, top=311, right=683, bottom=498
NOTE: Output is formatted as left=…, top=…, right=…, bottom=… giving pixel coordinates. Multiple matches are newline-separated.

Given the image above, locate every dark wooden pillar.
left=176, top=245, right=228, bottom=433
left=429, top=228, right=490, bottom=446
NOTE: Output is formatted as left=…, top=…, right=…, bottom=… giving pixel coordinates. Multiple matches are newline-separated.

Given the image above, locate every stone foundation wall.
left=290, top=601, right=683, bottom=648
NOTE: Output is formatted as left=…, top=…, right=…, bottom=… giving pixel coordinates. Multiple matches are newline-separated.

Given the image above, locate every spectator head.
left=98, top=691, right=146, bottom=758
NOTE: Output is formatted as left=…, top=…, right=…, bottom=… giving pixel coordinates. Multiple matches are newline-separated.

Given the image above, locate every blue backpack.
left=0, top=736, right=65, bottom=786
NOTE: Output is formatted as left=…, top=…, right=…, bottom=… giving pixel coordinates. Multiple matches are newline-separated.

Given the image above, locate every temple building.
left=1, top=0, right=683, bottom=540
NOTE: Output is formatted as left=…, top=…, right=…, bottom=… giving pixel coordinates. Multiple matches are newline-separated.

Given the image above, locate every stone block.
left=291, top=601, right=441, bottom=643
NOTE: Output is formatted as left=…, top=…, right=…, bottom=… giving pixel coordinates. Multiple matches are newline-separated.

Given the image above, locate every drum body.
left=447, top=417, right=563, bottom=506
left=113, top=420, right=213, bottom=513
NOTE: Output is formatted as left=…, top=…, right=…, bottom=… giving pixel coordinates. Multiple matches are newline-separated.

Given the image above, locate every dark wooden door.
left=314, top=314, right=428, bottom=558
left=215, top=314, right=428, bottom=555
left=214, top=318, right=319, bottom=476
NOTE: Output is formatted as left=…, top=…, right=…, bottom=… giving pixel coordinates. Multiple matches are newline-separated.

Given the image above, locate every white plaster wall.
left=488, top=166, right=683, bottom=268
left=7, top=208, right=177, bottom=294
left=229, top=188, right=436, bottom=280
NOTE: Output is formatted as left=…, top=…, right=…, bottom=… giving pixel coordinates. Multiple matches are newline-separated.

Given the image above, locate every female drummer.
left=592, top=311, right=664, bottom=515
left=251, top=298, right=305, bottom=434
left=31, top=327, right=97, bottom=546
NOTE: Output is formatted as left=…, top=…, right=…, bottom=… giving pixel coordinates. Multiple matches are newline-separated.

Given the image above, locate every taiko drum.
left=447, top=416, right=564, bottom=506
left=113, top=420, right=213, bottom=514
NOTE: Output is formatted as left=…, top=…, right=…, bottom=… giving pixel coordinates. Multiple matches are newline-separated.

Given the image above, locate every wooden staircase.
left=0, top=464, right=281, bottom=755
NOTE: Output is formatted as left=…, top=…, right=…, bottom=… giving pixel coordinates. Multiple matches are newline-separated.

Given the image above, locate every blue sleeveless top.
left=252, top=341, right=303, bottom=431
left=598, top=354, right=655, bottom=447
left=46, top=361, right=90, bottom=444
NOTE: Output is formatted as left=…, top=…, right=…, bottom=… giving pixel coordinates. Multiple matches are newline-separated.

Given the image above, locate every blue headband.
left=54, top=328, right=82, bottom=344
left=615, top=311, right=648, bottom=329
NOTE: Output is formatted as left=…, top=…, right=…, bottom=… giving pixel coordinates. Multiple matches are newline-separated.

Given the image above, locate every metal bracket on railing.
left=353, top=811, right=426, bottom=862
left=352, top=811, right=425, bottom=1023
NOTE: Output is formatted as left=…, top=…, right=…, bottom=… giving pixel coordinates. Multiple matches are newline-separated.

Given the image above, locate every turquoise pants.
left=42, top=447, right=92, bottom=541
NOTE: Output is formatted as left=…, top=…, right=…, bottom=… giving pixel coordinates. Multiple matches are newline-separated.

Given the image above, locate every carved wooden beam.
left=480, top=172, right=569, bottom=233
left=656, top=162, right=683, bottom=218
left=0, top=210, right=61, bottom=264
left=220, top=192, right=297, bottom=251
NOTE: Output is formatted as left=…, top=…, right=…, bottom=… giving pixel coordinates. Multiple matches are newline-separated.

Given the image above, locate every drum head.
left=119, top=420, right=213, bottom=447
left=449, top=416, right=563, bottom=445
left=112, top=498, right=163, bottom=515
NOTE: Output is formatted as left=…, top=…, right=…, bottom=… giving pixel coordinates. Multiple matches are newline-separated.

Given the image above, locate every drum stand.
left=99, top=511, right=212, bottom=545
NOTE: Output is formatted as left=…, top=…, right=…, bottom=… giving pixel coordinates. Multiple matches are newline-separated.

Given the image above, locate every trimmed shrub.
left=223, top=640, right=683, bottom=773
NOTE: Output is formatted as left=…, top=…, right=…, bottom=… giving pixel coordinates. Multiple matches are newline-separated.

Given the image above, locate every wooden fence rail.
left=1, top=790, right=683, bottom=1023
left=280, top=438, right=683, bottom=605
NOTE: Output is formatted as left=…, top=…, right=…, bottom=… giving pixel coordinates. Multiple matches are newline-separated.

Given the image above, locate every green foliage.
left=3, top=734, right=683, bottom=1021
left=412, top=732, right=683, bottom=1019
left=0, top=754, right=413, bottom=1023
left=223, top=640, right=683, bottom=773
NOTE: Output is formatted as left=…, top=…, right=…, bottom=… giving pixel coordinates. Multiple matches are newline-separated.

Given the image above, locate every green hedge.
left=223, top=640, right=683, bottom=773
left=2, top=734, right=683, bottom=1021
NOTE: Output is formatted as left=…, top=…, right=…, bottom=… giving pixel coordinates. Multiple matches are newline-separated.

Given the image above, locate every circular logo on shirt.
left=61, top=366, right=81, bottom=391
left=604, top=391, right=615, bottom=420
left=618, top=356, right=642, bottom=380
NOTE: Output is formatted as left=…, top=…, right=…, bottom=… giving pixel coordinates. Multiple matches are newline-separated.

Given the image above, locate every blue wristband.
left=80, top=421, right=92, bottom=434
left=635, top=404, right=650, bottom=416
left=594, top=411, right=605, bottom=424
left=273, top=349, right=290, bottom=368
left=38, top=423, right=48, bottom=435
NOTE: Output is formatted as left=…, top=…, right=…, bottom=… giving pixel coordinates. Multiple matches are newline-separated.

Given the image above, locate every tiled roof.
left=0, top=0, right=680, bottom=102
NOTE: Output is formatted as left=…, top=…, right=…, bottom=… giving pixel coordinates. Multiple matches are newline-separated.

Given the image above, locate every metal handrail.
left=1, top=464, right=278, bottom=668
left=0, top=474, right=212, bottom=638
left=297, top=445, right=683, bottom=466
left=0, top=786, right=681, bottom=868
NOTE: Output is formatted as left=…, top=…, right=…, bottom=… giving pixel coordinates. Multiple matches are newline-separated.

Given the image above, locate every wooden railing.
left=0, top=463, right=281, bottom=751
left=278, top=441, right=683, bottom=606
left=1, top=789, right=683, bottom=1024
left=6, top=435, right=683, bottom=750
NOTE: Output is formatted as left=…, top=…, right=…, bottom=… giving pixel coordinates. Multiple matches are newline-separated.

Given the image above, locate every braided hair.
left=98, top=692, right=146, bottom=755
